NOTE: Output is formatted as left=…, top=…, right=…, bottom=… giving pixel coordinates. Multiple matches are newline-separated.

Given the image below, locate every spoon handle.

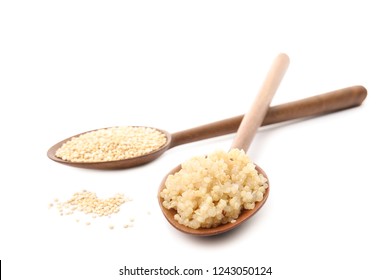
left=169, top=85, right=367, bottom=148
left=231, top=53, right=290, bottom=151
left=262, top=85, right=367, bottom=126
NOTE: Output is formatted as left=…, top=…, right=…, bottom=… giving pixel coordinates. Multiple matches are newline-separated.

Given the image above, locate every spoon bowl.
left=158, top=164, right=269, bottom=236
left=47, top=127, right=172, bottom=170
left=47, top=86, right=367, bottom=170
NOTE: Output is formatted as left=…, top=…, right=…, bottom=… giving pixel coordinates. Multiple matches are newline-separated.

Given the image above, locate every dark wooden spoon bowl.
left=47, top=128, right=172, bottom=170
left=158, top=164, right=269, bottom=236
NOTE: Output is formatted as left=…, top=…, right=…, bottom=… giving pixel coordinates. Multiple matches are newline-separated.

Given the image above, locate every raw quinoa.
left=55, top=126, right=167, bottom=162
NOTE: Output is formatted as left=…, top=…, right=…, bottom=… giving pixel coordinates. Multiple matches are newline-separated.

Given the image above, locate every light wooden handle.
left=231, top=53, right=290, bottom=152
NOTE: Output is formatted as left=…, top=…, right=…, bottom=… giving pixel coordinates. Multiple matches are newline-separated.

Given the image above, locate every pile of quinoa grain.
left=49, top=190, right=134, bottom=229
left=160, top=148, right=268, bottom=229
left=55, top=126, right=167, bottom=162
left=54, top=190, right=128, bottom=216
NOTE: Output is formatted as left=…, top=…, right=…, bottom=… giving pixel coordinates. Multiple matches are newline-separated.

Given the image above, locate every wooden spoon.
left=47, top=85, right=367, bottom=170
left=158, top=53, right=290, bottom=236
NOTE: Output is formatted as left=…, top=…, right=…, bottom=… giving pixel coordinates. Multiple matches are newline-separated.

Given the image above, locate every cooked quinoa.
left=55, top=126, right=167, bottom=162
left=160, top=149, right=268, bottom=229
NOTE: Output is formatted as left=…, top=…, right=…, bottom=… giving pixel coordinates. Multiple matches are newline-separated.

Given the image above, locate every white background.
left=1, top=1, right=389, bottom=279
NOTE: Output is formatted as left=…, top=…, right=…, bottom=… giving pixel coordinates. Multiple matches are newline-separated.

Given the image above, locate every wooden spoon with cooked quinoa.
left=158, top=53, right=290, bottom=236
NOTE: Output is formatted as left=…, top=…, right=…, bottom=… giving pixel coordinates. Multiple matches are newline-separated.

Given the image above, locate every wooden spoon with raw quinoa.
left=47, top=85, right=366, bottom=170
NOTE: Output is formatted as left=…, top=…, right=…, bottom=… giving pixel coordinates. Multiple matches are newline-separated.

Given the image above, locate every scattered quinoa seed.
left=55, top=191, right=128, bottom=216
left=50, top=190, right=134, bottom=230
